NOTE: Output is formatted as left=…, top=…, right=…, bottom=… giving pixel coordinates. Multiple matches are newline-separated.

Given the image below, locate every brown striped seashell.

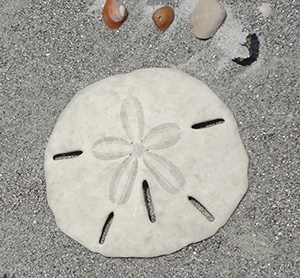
left=152, top=6, right=175, bottom=31
left=102, top=0, right=128, bottom=29
left=189, top=0, right=227, bottom=39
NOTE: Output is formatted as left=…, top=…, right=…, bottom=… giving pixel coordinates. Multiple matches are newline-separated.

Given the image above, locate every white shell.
left=189, top=0, right=227, bottom=39
left=259, top=3, right=272, bottom=18
left=111, top=3, right=126, bottom=22
left=45, top=68, right=248, bottom=257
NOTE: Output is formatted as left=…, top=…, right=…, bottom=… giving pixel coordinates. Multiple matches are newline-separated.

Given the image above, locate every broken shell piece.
left=45, top=68, right=248, bottom=258
left=152, top=6, right=175, bottom=31
left=189, top=0, right=227, bottom=39
left=102, top=0, right=128, bottom=29
left=232, top=33, right=260, bottom=66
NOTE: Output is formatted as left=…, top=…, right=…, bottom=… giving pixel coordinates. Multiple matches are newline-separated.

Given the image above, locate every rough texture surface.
left=45, top=68, right=248, bottom=257
left=0, top=0, right=299, bottom=276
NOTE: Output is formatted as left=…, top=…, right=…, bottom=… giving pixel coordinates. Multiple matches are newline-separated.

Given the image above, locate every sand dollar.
left=45, top=68, right=248, bottom=257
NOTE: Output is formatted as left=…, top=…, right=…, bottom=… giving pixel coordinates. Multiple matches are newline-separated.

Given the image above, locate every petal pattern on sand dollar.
left=94, top=97, right=184, bottom=205
left=109, top=157, right=138, bottom=205
left=93, top=137, right=131, bottom=160
left=143, top=123, right=181, bottom=150
left=120, top=97, right=145, bottom=142
left=143, top=152, right=185, bottom=194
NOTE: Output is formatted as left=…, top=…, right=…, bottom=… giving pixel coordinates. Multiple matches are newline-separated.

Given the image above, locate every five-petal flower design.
left=93, top=96, right=185, bottom=205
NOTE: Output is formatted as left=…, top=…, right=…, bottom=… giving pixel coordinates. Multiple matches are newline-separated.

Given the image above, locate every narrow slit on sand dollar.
left=191, top=118, right=225, bottom=129
left=53, top=150, right=83, bottom=161
left=45, top=68, right=248, bottom=257
left=99, top=212, right=114, bottom=245
left=142, top=180, right=156, bottom=223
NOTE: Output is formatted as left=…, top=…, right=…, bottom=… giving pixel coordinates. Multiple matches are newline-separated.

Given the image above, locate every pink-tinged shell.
left=102, top=0, right=128, bottom=29
left=189, top=0, right=227, bottom=39
left=152, top=6, right=175, bottom=31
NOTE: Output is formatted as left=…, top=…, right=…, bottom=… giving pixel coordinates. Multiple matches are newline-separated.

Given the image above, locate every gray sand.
left=0, top=0, right=299, bottom=277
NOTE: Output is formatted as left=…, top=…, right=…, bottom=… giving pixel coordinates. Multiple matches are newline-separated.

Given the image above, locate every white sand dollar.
left=45, top=68, right=248, bottom=257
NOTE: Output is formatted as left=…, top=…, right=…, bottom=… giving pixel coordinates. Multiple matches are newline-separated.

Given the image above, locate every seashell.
left=102, top=0, right=128, bottom=29
left=152, top=6, right=175, bottom=31
left=189, top=0, right=227, bottom=39
left=259, top=3, right=272, bottom=18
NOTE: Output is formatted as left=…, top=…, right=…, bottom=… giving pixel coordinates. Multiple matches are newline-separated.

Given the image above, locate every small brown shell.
left=152, top=6, right=175, bottom=31
left=102, top=0, right=128, bottom=29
